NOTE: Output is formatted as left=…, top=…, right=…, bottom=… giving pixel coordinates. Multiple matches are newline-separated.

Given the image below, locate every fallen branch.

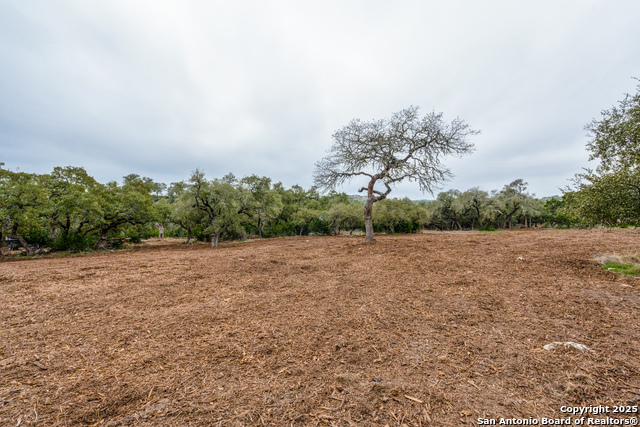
left=405, top=395, right=424, bottom=404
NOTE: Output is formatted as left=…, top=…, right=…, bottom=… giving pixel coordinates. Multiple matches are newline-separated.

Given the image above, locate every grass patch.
left=596, top=253, right=640, bottom=277
left=477, top=229, right=526, bottom=233
left=603, top=262, right=640, bottom=276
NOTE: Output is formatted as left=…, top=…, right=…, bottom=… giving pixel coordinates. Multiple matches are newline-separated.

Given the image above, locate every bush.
left=478, top=222, right=495, bottom=231
left=265, top=221, right=296, bottom=237
left=125, top=228, right=143, bottom=244
left=108, top=237, right=127, bottom=249
left=192, top=224, right=207, bottom=242
left=308, top=218, right=331, bottom=236
left=51, top=232, right=96, bottom=252
left=23, top=226, right=51, bottom=247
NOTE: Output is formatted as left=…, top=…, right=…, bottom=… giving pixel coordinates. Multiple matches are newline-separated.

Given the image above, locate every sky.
left=1, top=1, right=639, bottom=199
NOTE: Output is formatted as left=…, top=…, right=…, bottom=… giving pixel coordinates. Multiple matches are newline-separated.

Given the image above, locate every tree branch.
left=373, top=181, right=392, bottom=202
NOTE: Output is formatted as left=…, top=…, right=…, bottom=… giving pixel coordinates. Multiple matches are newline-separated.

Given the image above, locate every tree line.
left=0, top=165, right=572, bottom=254
left=4, top=79, right=637, bottom=253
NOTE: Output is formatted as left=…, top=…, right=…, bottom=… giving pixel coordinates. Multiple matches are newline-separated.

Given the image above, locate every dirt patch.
left=1, top=229, right=640, bottom=426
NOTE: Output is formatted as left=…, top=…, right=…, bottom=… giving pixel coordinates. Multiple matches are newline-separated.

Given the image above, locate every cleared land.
left=1, top=229, right=640, bottom=426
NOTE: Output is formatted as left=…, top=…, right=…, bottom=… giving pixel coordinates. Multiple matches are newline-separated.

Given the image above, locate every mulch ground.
left=1, top=229, right=640, bottom=426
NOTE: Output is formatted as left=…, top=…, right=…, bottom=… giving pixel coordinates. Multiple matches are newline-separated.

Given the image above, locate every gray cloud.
left=1, top=0, right=639, bottom=197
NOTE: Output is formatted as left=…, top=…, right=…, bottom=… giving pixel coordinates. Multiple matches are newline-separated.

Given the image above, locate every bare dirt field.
left=1, top=229, right=640, bottom=426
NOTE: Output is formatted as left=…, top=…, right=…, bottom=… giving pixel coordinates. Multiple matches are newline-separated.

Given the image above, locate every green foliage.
left=153, top=198, right=172, bottom=225
left=169, top=182, right=204, bottom=242
left=291, top=206, right=322, bottom=236
left=192, top=223, right=208, bottom=242
left=485, top=179, right=540, bottom=229
left=540, top=197, right=575, bottom=227
left=603, top=261, right=640, bottom=277
left=51, top=232, right=97, bottom=252
left=190, top=170, right=250, bottom=246
left=0, top=163, right=562, bottom=254
left=478, top=222, right=496, bottom=231
left=89, top=176, right=156, bottom=248
left=373, top=198, right=422, bottom=233
left=566, top=81, right=640, bottom=226
left=457, top=187, right=490, bottom=229
left=565, top=167, right=640, bottom=226
left=0, top=167, right=162, bottom=252
left=586, top=81, right=640, bottom=171
left=417, top=179, right=546, bottom=230
left=264, top=220, right=296, bottom=237
left=240, top=175, right=283, bottom=238
left=44, top=166, right=102, bottom=250
left=0, top=169, right=48, bottom=234
left=434, top=190, right=464, bottom=230
left=23, top=225, right=51, bottom=247
left=124, top=226, right=144, bottom=244
left=326, top=201, right=362, bottom=235
left=307, top=217, right=331, bottom=235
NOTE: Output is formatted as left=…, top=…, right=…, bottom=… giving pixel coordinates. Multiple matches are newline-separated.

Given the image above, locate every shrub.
left=595, top=253, right=640, bottom=277
left=51, top=232, right=96, bottom=252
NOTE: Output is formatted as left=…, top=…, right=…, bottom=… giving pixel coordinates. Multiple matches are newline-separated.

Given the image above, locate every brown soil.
left=1, top=229, right=640, bottom=426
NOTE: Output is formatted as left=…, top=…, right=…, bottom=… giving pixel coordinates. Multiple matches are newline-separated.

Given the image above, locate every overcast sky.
left=1, top=1, right=639, bottom=199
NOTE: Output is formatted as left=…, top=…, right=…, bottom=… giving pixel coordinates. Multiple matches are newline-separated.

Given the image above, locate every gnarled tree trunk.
left=16, top=234, right=35, bottom=256
left=257, top=211, right=264, bottom=238
left=361, top=175, right=392, bottom=242
left=364, top=199, right=374, bottom=242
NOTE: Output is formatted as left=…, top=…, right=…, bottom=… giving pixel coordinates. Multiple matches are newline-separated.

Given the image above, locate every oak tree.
left=0, top=169, right=47, bottom=255
left=567, top=81, right=640, bottom=225
left=586, top=81, right=640, bottom=171
left=190, top=170, right=250, bottom=248
left=314, top=106, right=477, bottom=240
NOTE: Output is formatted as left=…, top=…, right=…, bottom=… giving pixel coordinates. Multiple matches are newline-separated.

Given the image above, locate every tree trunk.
left=211, top=232, right=219, bottom=249
left=157, top=223, right=165, bottom=239
left=361, top=176, right=391, bottom=242
left=186, top=229, right=192, bottom=244
left=364, top=199, right=374, bottom=241
left=16, top=234, right=35, bottom=256
left=94, top=230, right=107, bottom=249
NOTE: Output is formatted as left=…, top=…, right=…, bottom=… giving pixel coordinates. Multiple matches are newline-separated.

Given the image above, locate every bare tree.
left=314, top=106, right=477, bottom=241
